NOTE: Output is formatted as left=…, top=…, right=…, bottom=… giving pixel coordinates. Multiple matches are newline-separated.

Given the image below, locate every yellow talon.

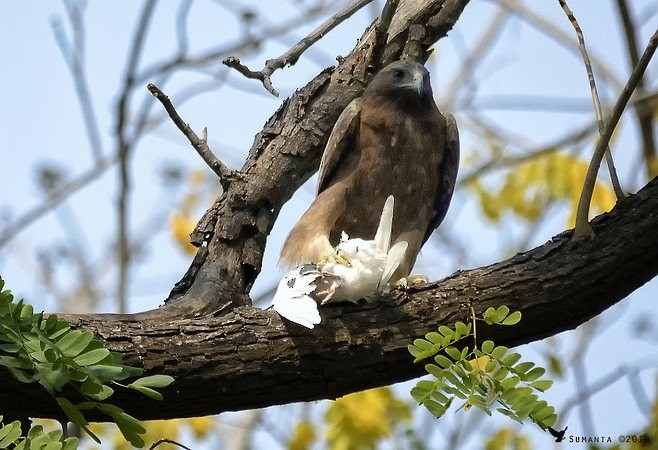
left=318, top=252, right=352, bottom=269
left=393, top=274, right=429, bottom=290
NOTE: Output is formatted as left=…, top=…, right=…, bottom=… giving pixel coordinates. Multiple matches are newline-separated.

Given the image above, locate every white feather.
left=271, top=266, right=322, bottom=328
left=374, top=195, right=394, bottom=251
left=379, top=241, right=408, bottom=289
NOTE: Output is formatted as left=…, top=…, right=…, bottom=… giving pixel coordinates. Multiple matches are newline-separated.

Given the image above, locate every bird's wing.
left=271, top=268, right=322, bottom=328
left=317, top=98, right=362, bottom=194
left=423, top=112, right=460, bottom=244
left=379, top=241, right=408, bottom=289
left=374, top=195, right=394, bottom=251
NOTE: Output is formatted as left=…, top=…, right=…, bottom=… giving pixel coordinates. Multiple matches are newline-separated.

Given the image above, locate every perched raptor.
left=280, top=60, right=459, bottom=281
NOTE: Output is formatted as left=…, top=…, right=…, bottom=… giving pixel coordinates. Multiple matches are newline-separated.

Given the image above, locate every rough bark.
left=2, top=177, right=658, bottom=421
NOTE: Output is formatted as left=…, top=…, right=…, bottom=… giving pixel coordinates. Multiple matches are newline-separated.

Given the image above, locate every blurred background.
left=0, top=0, right=657, bottom=449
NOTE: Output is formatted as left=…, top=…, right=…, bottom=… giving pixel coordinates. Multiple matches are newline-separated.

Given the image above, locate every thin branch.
left=51, top=10, right=104, bottom=162
left=443, top=6, right=510, bottom=107
left=459, top=120, right=597, bottom=186
left=149, top=438, right=192, bottom=450
left=115, top=0, right=157, bottom=314
left=615, top=0, right=657, bottom=176
left=147, top=83, right=236, bottom=183
left=223, top=0, right=377, bottom=96
left=573, top=27, right=658, bottom=240
left=494, top=0, right=625, bottom=90
left=558, top=0, right=625, bottom=200
left=0, top=156, right=117, bottom=249
left=137, top=2, right=333, bottom=84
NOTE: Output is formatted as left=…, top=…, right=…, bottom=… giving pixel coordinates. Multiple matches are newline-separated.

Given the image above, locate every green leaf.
left=408, top=344, right=423, bottom=358
left=425, top=332, right=443, bottom=344
left=114, top=413, right=146, bottom=448
left=73, top=348, right=111, bottom=366
left=62, top=437, right=80, bottom=450
left=438, top=326, right=454, bottom=339
left=86, top=364, right=124, bottom=381
left=500, top=376, right=520, bottom=390
left=434, top=355, right=453, bottom=369
left=530, top=379, right=554, bottom=392
left=522, top=367, right=546, bottom=382
left=492, top=366, right=509, bottom=380
left=0, top=421, right=22, bottom=447
left=57, top=330, right=94, bottom=357
left=501, top=352, right=522, bottom=367
left=0, top=343, right=20, bottom=353
left=501, top=311, right=521, bottom=325
left=444, top=346, right=462, bottom=362
left=481, top=340, right=494, bottom=354
left=495, top=305, right=510, bottom=322
left=56, top=397, right=88, bottom=427
left=130, top=385, right=163, bottom=401
left=491, top=345, right=508, bottom=360
left=0, top=355, right=33, bottom=369
left=423, top=399, right=448, bottom=418
left=413, top=338, right=433, bottom=350
left=425, top=363, right=444, bottom=378
left=483, top=307, right=497, bottom=325
left=514, top=361, right=535, bottom=374
left=532, top=406, right=555, bottom=421
left=129, top=374, right=174, bottom=389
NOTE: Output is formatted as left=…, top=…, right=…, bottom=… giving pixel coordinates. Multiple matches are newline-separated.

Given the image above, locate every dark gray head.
left=365, top=60, right=433, bottom=101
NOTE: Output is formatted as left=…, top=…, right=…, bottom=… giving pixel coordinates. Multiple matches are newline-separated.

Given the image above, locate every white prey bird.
left=271, top=196, right=408, bottom=328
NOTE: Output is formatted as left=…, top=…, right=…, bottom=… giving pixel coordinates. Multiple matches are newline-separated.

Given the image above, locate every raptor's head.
left=366, top=60, right=433, bottom=100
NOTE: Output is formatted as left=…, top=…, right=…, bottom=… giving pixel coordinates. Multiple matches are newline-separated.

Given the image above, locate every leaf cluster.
left=0, top=418, right=78, bottom=450
left=0, top=277, right=174, bottom=448
left=408, top=306, right=557, bottom=430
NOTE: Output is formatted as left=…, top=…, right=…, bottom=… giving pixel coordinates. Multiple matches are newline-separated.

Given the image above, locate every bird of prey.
left=280, top=59, right=459, bottom=283
left=272, top=196, right=408, bottom=328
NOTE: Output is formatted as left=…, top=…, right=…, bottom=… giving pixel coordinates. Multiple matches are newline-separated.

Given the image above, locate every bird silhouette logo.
left=548, top=426, right=568, bottom=443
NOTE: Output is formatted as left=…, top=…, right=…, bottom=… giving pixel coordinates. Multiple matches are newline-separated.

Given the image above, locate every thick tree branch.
left=2, top=177, right=658, bottom=421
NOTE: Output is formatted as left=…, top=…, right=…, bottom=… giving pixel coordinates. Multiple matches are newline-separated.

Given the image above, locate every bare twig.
left=443, top=6, right=511, bottom=107
left=223, top=0, right=377, bottom=96
left=0, top=155, right=117, bottom=249
left=149, top=438, right=192, bottom=450
left=115, top=0, right=157, bottom=314
left=615, top=0, right=657, bottom=176
left=147, top=83, right=236, bottom=183
left=558, top=0, right=625, bottom=200
left=137, top=2, right=333, bottom=84
left=51, top=8, right=104, bottom=162
left=573, top=28, right=658, bottom=240
left=459, top=119, right=597, bottom=186
left=494, top=0, right=625, bottom=90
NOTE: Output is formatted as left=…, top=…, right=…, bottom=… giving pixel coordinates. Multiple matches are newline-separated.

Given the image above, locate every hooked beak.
left=412, top=70, right=425, bottom=95
left=400, top=68, right=427, bottom=95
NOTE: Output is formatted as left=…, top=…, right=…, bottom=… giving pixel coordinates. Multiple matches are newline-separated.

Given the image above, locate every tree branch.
left=223, top=0, right=378, bottom=96
left=2, top=176, right=658, bottom=421
left=557, top=0, right=625, bottom=199
left=574, top=27, right=658, bottom=240
left=146, top=83, right=236, bottom=184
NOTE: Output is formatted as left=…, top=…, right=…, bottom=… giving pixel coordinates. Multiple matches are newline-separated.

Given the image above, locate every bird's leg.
left=317, top=252, right=352, bottom=268
left=393, top=274, right=430, bottom=290
left=315, top=276, right=342, bottom=305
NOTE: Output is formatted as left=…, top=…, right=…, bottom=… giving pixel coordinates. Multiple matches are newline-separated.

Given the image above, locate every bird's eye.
left=392, top=69, right=405, bottom=81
